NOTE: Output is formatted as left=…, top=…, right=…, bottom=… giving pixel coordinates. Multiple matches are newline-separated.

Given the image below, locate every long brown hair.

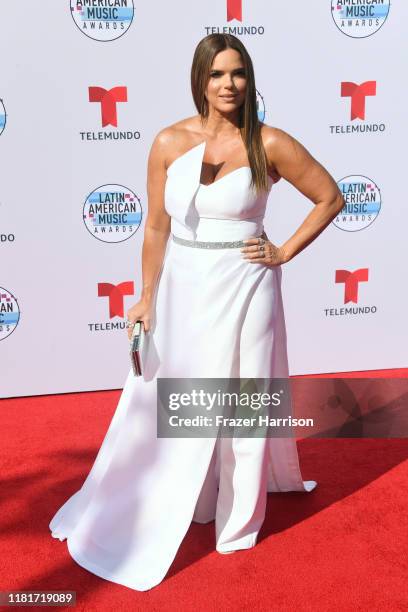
left=191, top=33, right=269, bottom=193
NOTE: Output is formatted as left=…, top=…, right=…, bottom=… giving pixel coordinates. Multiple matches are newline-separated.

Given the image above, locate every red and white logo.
left=98, top=281, right=134, bottom=318
left=341, top=81, right=376, bottom=120
left=88, top=86, right=127, bottom=127
left=335, top=269, right=369, bottom=303
left=227, top=0, right=242, bottom=21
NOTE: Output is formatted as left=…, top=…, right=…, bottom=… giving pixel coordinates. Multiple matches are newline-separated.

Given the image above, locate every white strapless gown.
left=49, top=141, right=317, bottom=591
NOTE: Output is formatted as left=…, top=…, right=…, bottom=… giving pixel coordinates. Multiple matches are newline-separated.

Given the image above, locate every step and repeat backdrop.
left=1, top=1, right=407, bottom=397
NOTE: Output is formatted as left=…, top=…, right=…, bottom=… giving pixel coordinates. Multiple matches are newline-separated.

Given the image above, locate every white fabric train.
left=49, top=140, right=317, bottom=591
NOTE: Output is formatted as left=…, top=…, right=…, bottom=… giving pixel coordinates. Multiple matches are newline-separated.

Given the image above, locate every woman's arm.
left=140, top=130, right=171, bottom=303
left=264, top=127, right=345, bottom=263
left=126, top=129, right=171, bottom=334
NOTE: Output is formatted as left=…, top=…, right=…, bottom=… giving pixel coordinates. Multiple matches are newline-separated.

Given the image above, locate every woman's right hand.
left=126, top=299, right=153, bottom=340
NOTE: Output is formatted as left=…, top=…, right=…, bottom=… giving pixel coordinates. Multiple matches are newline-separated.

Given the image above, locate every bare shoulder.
left=260, top=124, right=307, bottom=164
left=150, top=116, right=203, bottom=169
left=259, top=123, right=341, bottom=204
left=259, top=124, right=292, bottom=179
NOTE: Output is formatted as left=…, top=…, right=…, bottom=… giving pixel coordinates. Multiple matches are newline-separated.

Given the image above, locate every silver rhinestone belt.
left=172, top=233, right=263, bottom=249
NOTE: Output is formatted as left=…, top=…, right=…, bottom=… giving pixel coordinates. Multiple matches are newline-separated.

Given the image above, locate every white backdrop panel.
left=1, top=1, right=406, bottom=397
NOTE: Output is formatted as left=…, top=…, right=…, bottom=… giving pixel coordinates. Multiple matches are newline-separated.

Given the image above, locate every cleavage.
left=200, top=160, right=245, bottom=187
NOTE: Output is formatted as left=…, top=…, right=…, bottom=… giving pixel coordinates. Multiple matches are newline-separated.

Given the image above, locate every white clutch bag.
left=129, top=320, right=147, bottom=376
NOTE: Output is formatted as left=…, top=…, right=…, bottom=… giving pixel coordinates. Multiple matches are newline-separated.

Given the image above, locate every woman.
left=49, top=34, right=344, bottom=591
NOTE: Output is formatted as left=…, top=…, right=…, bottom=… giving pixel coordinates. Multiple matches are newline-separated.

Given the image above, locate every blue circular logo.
left=83, top=183, right=142, bottom=243
left=256, top=89, right=265, bottom=122
left=333, top=175, right=381, bottom=232
left=0, top=287, right=20, bottom=341
left=70, top=0, right=135, bottom=42
left=331, top=0, right=391, bottom=39
left=0, top=99, right=7, bottom=136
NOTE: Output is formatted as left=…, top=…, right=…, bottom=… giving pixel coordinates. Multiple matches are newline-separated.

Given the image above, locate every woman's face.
left=205, top=48, right=247, bottom=114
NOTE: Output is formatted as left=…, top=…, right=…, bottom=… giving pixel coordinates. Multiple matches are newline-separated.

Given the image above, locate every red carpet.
left=1, top=369, right=407, bottom=611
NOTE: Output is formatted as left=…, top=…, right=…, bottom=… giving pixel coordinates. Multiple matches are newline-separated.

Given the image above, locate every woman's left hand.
left=240, top=232, right=288, bottom=266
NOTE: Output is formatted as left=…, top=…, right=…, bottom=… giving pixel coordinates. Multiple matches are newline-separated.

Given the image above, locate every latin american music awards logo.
left=330, top=80, right=386, bottom=135
left=205, top=0, right=265, bottom=36
left=256, top=90, right=265, bottom=122
left=0, top=288, right=20, bottom=341
left=331, top=0, right=391, bottom=38
left=81, top=85, right=141, bottom=141
left=89, top=281, right=134, bottom=331
left=0, top=99, right=7, bottom=136
left=70, top=0, right=134, bottom=42
left=83, top=184, right=142, bottom=243
left=324, top=268, right=377, bottom=317
left=333, top=175, right=381, bottom=232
